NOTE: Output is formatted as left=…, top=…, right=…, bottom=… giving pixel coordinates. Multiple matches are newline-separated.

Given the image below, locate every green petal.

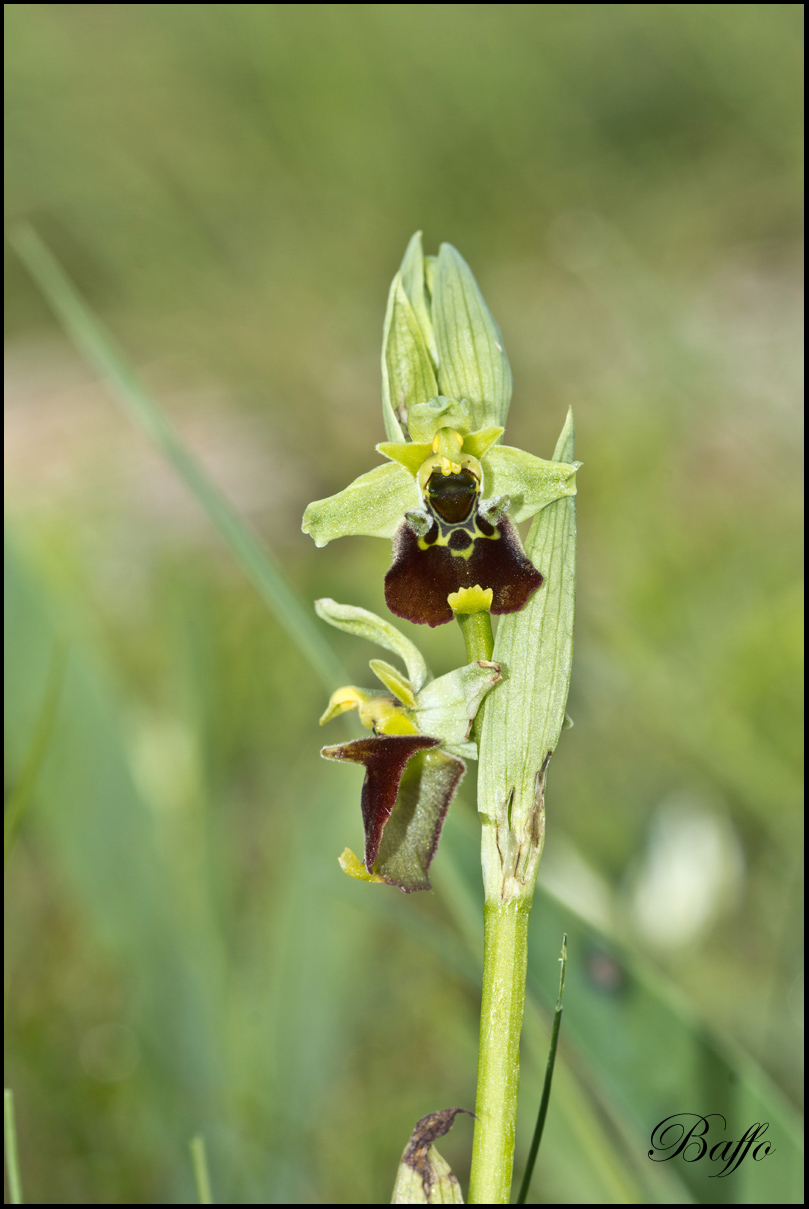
left=377, top=441, right=433, bottom=476
left=302, top=462, right=419, bottom=547
left=462, top=426, right=504, bottom=459
left=432, top=243, right=513, bottom=432
left=369, top=658, right=417, bottom=707
left=415, top=661, right=501, bottom=748
left=382, top=274, right=439, bottom=443
left=314, top=598, right=430, bottom=691
left=482, top=444, right=580, bottom=523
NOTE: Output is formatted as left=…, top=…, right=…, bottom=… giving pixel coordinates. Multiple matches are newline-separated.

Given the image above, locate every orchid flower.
left=315, top=598, right=500, bottom=892
left=302, top=234, right=580, bottom=625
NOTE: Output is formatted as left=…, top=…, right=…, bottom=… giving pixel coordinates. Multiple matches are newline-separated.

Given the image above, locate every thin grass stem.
left=515, top=934, right=568, bottom=1205
left=4, top=1089, right=24, bottom=1205
left=189, top=1135, right=214, bottom=1205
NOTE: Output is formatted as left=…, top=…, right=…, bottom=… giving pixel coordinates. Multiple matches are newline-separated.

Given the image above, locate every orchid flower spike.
left=302, top=234, right=580, bottom=625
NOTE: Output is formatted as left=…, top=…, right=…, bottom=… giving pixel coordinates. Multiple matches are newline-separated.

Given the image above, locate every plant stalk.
left=456, top=610, right=494, bottom=664
left=468, top=893, right=533, bottom=1204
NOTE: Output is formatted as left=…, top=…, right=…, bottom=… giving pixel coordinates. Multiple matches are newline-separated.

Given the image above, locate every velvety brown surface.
left=385, top=516, right=543, bottom=626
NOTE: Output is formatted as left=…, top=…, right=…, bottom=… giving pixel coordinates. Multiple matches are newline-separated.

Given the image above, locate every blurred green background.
left=4, top=4, right=803, bottom=1204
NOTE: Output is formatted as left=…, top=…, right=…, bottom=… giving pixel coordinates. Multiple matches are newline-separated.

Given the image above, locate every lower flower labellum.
left=385, top=465, right=542, bottom=627
left=321, top=734, right=465, bottom=892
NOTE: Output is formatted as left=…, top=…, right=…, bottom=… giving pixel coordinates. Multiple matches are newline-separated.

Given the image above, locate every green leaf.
left=477, top=409, right=576, bottom=897
left=382, top=274, right=439, bottom=443
left=482, top=445, right=580, bottom=523
left=415, top=662, right=501, bottom=752
left=432, top=243, right=513, bottom=432
left=302, top=461, right=420, bottom=546
left=314, top=599, right=430, bottom=691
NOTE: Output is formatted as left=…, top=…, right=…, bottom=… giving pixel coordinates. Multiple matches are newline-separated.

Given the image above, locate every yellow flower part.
left=447, top=585, right=494, bottom=615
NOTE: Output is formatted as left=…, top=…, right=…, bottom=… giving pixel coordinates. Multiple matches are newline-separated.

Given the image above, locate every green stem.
left=456, top=610, right=494, bottom=664
left=468, top=895, right=532, bottom=1205
left=456, top=610, right=494, bottom=745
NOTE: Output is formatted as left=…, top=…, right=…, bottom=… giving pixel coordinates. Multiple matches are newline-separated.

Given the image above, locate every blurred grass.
left=4, top=4, right=803, bottom=1204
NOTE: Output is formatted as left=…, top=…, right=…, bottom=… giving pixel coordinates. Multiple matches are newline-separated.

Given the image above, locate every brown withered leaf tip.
left=385, top=515, right=542, bottom=626
left=403, top=1108, right=475, bottom=1201
left=320, top=734, right=440, bottom=872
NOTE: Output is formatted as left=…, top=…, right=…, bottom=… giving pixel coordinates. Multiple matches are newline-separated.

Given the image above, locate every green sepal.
left=414, top=661, right=501, bottom=750
left=399, top=231, right=438, bottom=365
left=482, top=444, right=580, bottom=522
left=408, top=396, right=471, bottom=442
left=382, top=269, right=438, bottom=443
left=314, top=599, right=429, bottom=692
left=432, top=243, right=513, bottom=432
left=369, top=658, right=417, bottom=707
left=375, top=747, right=465, bottom=892
left=423, top=253, right=437, bottom=297
left=302, top=461, right=420, bottom=547
left=377, top=441, right=433, bottom=476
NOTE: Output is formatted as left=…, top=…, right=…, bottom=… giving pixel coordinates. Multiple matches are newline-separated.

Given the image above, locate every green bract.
left=390, top=1109, right=470, bottom=1204
left=477, top=409, right=578, bottom=900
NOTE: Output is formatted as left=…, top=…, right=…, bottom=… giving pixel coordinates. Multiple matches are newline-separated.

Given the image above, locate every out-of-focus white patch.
left=539, top=836, right=616, bottom=933
left=627, top=792, right=744, bottom=949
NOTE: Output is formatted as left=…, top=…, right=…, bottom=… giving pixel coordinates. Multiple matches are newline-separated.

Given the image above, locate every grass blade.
left=9, top=224, right=346, bottom=694
left=516, top=934, right=567, bottom=1204
left=4, top=640, right=68, bottom=864
left=4, top=1089, right=24, bottom=1205
left=189, top=1135, right=214, bottom=1204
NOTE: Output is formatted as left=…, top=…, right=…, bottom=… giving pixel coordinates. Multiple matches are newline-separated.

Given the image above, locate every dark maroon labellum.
left=385, top=514, right=543, bottom=626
